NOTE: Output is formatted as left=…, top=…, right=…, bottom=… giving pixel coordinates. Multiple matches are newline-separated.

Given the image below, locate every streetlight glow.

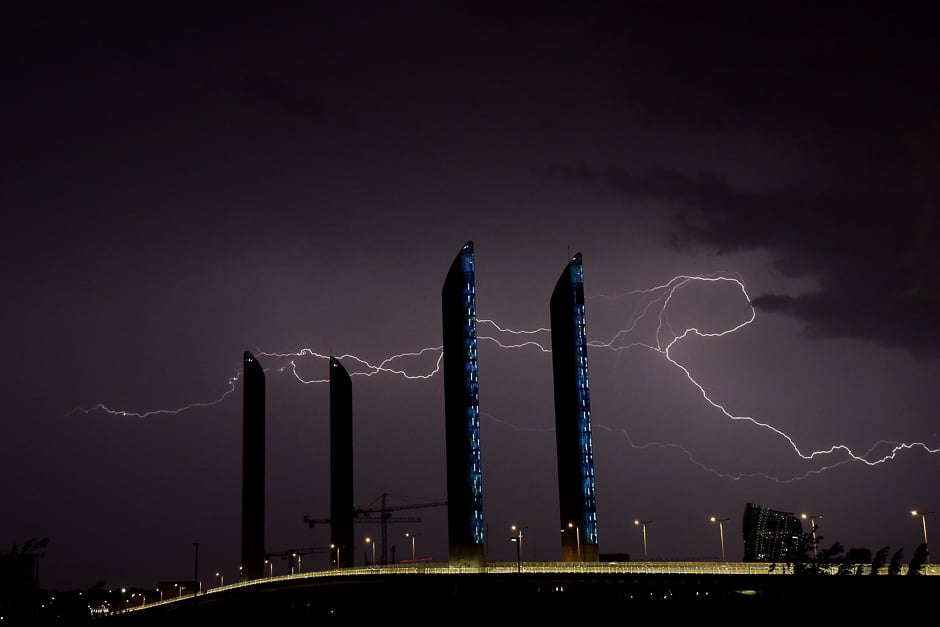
left=563, top=522, right=581, bottom=561
left=215, top=572, right=223, bottom=588
left=710, top=516, right=730, bottom=562
left=511, top=525, right=527, bottom=572
left=912, top=510, right=933, bottom=564
left=405, top=532, right=417, bottom=561
left=365, top=537, right=375, bottom=567
left=634, top=520, right=651, bottom=561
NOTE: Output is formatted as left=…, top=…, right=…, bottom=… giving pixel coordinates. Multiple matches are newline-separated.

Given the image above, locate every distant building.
left=742, top=502, right=802, bottom=562
left=551, top=253, right=599, bottom=562
left=0, top=552, right=39, bottom=600
left=441, top=241, right=485, bottom=566
left=242, top=351, right=265, bottom=580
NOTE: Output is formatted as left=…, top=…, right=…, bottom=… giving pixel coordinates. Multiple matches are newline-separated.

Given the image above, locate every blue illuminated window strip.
left=570, top=262, right=598, bottom=545
left=461, top=249, right=484, bottom=544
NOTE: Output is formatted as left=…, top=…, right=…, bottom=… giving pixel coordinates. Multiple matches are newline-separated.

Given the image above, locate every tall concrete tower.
left=441, top=241, right=485, bottom=566
left=550, top=253, right=599, bottom=562
left=329, top=356, right=355, bottom=569
left=241, top=351, right=265, bottom=580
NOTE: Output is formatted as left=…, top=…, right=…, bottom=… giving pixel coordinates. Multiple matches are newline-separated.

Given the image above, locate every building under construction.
left=742, top=502, right=802, bottom=562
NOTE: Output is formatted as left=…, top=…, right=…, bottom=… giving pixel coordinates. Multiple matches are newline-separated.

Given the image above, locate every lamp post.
left=634, top=520, right=651, bottom=561
left=331, top=544, right=340, bottom=569
left=215, top=571, right=223, bottom=588
left=710, top=516, right=730, bottom=562
left=265, top=559, right=272, bottom=577
left=365, top=537, right=375, bottom=567
left=406, top=532, right=417, bottom=561
left=912, top=510, right=933, bottom=563
left=564, top=522, right=581, bottom=561
left=192, top=541, right=199, bottom=596
left=157, top=588, right=162, bottom=602
left=511, top=525, right=527, bottom=567
left=801, top=513, right=822, bottom=557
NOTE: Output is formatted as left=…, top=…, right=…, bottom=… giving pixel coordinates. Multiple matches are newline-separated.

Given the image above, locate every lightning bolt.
left=66, top=371, right=243, bottom=419
left=69, top=273, right=940, bottom=481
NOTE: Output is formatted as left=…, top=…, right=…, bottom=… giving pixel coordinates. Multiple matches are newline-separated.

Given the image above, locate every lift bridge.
left=304, top=493, right=447, bottom=565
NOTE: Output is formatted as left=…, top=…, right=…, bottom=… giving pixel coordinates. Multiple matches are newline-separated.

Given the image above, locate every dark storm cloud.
left=542, top=161, right=940, bottom=358
left=236, top=74, right=325, bottom=120
left=535, top=2, right=940, bottom=358
left=4, top=4, right=329, bottom=123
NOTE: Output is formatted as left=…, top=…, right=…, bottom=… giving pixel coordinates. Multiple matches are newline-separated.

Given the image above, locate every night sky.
left=3, top=2, right=939, bottom=591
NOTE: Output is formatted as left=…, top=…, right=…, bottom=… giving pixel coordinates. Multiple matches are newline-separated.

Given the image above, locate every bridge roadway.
left=110, top=561, right=940, bottom=623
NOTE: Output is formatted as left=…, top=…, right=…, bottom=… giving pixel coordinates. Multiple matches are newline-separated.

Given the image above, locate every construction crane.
left=304, top=493, right=447, bottom=565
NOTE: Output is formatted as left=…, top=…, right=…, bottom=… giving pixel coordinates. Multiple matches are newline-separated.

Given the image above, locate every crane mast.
left=304, top=493, right=447, bottom=564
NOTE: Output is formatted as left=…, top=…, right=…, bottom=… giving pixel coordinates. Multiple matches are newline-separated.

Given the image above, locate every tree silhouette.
left=870, top=546, right=890, bottom=575
left=790, top=530, right=814, bottom=574
left=887, top=548, right=904, bottom=575
left=818, top=541, right=844, bottom=574
left=907, top=543, right=928, bottom=575
left=790, top=525, right=845, bottom=575
left=839, top=548, right=872, bottom=575
left=5, top=537, right=49, bottom=556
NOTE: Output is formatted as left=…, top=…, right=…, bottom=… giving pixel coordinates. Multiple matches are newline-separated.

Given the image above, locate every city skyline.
left=3, top=3, right=938, bottom=591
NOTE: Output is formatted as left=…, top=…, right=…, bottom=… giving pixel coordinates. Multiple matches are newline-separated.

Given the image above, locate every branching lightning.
left=66, top=371, right=243, bottom=419
left=70, top=272, right=939, bottom=481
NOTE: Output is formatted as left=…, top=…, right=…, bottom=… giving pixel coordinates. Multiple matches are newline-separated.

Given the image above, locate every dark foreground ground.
left=16, top=570, right=937, bottom=624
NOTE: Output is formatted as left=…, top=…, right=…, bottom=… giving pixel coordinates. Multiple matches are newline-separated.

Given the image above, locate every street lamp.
left=634, top=520, right=651, bottom=561
left=192, top=541, right=199, bottom=596
left=365, top=537, right=375, bottom=567
left=265, top=559, right=273, bottom=577
left=511, top=525, right=528, bottom=565
left=156, top=588, right=162, bottom=602
left=801, top=513, right=822, bottom=557
left=215, top=571, right=224, bottom=588
left=563, top=522, right=581, bottom=561
left=331, top=544, right=340, bottom=569
left=710, top=516, right=730, bottom=562
left=405, top=532, right=417, bottom=561
left=912, top=510, right=933, bottom=563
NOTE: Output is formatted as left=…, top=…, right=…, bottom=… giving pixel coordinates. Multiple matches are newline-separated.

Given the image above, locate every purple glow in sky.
left=3, top=3, right=938, bottom=591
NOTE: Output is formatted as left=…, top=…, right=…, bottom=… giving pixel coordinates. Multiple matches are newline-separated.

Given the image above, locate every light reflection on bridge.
left=131, top=560, right=939, bottom=612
